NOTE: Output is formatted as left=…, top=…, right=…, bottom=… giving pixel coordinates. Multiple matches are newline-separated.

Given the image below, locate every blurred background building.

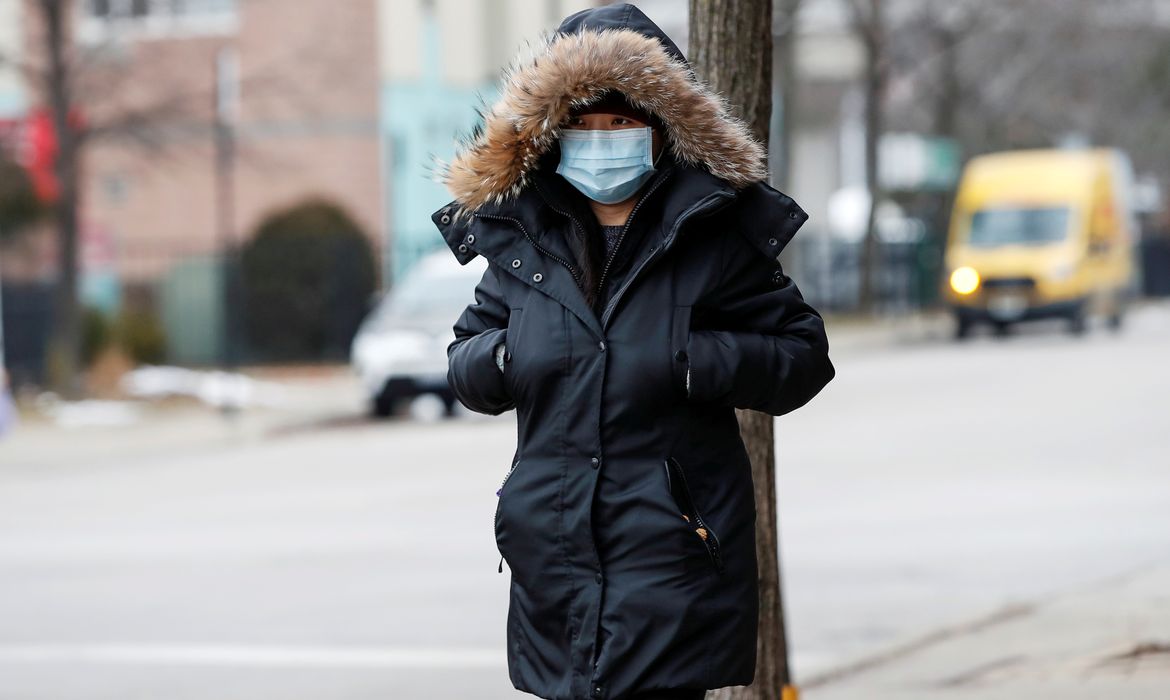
left=1, top=0, right=1169, bottom=390
left=2, top=0, right=385, bottom=376
left=69, top=0, right=383, bottom=324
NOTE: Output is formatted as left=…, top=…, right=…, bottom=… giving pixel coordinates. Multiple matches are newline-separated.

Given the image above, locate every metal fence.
left=1, top=235, right=379, bottom=389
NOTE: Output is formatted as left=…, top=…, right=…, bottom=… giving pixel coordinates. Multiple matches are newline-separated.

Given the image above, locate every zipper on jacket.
left=600, top=189, right=736, bottom=327
left=532, top=179, right=593, bottom=272
left=495, top=459, right=520, bottom=573
left=473, top=213, right=582, bottom=285
left=664, top=456, right=725, bottom=574
left=594, top=170, right=672, bottom=304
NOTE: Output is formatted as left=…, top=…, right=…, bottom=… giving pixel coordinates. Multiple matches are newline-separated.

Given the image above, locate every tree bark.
left=689, top=3, right=789, bottom=699
left=689, top=0, right=773, bottom=145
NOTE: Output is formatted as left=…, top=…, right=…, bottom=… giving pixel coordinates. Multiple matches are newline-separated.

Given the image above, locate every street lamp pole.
left=0, top=224, right=6, bottom=374
left=213, top=46, right=240, bottom=416
left=0, top=224, right=14, bottom=436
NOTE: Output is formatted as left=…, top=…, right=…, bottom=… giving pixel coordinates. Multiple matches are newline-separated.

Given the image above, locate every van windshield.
left=967, top=206, right=1071, bottom=247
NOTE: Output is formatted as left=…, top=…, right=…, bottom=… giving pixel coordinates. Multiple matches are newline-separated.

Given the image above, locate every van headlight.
left=949, top=266, right=980, bottom=295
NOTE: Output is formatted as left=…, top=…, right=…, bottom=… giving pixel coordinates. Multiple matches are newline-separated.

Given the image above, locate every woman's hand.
left=684, top=231, right=835, bottom=416
left=495, top=341, right=507, bottom=373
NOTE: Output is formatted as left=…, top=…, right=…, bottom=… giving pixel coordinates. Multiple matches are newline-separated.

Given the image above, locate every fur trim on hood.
left=437, top=6, right=769, bottom=218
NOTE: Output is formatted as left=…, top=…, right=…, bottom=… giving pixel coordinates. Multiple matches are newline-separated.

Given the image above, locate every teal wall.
left=381, top=12, right=498, bottom=288
left=0, top=91, right=23, bottom=119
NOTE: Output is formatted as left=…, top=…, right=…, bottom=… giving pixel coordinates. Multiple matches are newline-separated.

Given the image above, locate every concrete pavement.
left=806, top=564, right=1170, bottom=699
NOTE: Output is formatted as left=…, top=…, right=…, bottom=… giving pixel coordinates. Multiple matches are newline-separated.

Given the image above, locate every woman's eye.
left=613, top=118, right=630, bottom=126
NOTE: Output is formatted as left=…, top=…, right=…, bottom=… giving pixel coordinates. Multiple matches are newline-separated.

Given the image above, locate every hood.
left=438, top=3, right=769, bottom=219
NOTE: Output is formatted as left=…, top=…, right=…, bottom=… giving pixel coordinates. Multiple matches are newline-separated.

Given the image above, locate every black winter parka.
left=432, top=5, right=835, bottom=699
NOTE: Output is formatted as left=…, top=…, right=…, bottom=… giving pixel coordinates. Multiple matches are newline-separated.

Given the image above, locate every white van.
left=350, top=250, right=488, bottom=416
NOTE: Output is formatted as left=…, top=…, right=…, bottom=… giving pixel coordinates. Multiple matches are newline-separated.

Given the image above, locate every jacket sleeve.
left=684, top=230, right=835, bottom=416
left=447, top=263, right=515, bottom=415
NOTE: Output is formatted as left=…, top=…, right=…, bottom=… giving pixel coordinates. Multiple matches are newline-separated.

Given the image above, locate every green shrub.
left=0, top=156, right=45, bottom=237
left=116, top=309, right=167, bottom=365
left=240, top=198, right=377, bottom=362
left=81, top=306, right=112, bottom=368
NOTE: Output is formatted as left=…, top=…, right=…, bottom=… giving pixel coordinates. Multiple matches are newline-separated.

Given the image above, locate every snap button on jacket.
left=432, top=5, right=835, bottom=699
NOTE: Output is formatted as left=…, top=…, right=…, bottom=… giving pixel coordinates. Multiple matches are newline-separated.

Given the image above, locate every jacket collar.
left=432, top=161, right=738, bottom=341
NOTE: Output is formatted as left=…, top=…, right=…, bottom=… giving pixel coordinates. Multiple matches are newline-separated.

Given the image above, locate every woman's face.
left=564, top=112, right=664, bottom=161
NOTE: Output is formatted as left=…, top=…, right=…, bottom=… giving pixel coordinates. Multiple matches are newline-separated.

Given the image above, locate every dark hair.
left=568, top=90, right=665, bottom=132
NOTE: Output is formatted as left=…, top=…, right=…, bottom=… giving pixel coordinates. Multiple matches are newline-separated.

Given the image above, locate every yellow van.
left=942, top=148, right=1139, bottom=338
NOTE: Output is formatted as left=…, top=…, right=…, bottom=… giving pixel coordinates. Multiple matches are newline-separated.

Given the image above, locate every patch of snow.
left=119, top=366, right=288, bottom=410
left=34, top=395, right=142, bottom=429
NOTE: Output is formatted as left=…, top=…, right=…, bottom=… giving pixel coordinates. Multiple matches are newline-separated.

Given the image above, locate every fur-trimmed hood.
left=438, top=3, right=769, bottom=219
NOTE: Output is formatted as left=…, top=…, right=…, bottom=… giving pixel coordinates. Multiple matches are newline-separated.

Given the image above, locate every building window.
left=78, top=0, right=238, bottom=42
left=83, top=0, right=238, bottom=20
left=87, top=0, right=111, bottom=18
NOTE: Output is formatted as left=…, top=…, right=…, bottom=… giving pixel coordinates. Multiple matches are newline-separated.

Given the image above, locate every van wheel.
left=992, top=321, right=1013, bottom=338
left=1067, top=306, right=1088, bottom=336
left=1107, top=298, right=1125, bottom=333
left=372, top=393, right=397, bottom=418
left=954, top=315, right=973, bottom=341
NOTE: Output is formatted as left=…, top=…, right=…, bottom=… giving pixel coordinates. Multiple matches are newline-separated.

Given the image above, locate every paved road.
left=1, top=305, right=1168, bottom=699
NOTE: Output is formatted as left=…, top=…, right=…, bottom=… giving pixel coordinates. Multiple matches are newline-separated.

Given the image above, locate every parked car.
left=351, top=249, right=488, bottom=417
left=943, top=148, right=1140, bottom=338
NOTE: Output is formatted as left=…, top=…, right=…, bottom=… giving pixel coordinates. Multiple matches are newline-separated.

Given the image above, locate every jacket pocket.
left=670, top=304, right=692, bottom=398
left=494, top=457, right=520, bottom=572
left=663, top=456, right=725, bottom=574
left=502, top=306, right=525, bottom=390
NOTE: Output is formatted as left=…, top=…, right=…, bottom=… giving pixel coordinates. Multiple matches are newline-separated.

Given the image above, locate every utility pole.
left=213, top=46, right=240, bottom=416
left=0, top=223, right=6, bottom=377
left=0, top=224, right=14, bottom=436
left=689, top=3, right=797, bottom=699
left=0, top=224, right=5, bottom=371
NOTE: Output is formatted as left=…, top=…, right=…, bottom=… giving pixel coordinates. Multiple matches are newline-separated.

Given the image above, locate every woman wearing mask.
left=432, top=5, right=834, bottom=700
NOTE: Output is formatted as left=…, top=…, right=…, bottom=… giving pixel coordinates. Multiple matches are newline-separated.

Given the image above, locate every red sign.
left=1, top=106, right=86, bottom=205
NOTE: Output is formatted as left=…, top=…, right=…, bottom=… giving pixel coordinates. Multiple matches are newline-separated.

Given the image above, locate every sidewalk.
left=804, top=564, right=1170, bottom=699
left=0, top=364, right=373, bottom=470
left=821, top=309, right=953, bottom=355
left=822, top=298, right=1170, bottom=356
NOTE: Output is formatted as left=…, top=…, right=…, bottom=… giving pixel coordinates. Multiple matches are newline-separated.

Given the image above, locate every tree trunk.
left=42, top=0, right=84, bottom=398
left=689, top=3, right=790, bottom=699
left=855, top=0, right=885, bottom=314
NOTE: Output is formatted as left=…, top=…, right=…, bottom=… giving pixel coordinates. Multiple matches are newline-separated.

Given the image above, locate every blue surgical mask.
left=556, top=127, right=657, bottom=204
